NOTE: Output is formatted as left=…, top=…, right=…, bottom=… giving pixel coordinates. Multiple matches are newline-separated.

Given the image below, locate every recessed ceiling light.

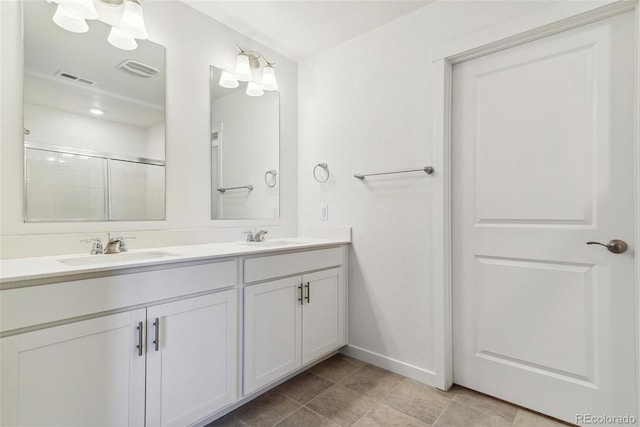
left=89, top=108, right=104, bottom=115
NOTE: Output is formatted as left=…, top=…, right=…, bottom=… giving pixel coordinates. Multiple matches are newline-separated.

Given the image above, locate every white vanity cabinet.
left=243, top=248, right=347, bottom=395
left=0, top=242, right=350, bottom=426
left=146, top=290, right=238, bottom=427
left=1, top=260, right=239, bottom=427
left=0, top=310, right=147, bottom=426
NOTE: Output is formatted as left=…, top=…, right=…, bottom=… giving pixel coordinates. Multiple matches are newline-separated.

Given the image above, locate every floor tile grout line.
left=226, top=414, right=250, bottom=427
left=301, top=404, right=342, bottom=427
left=310, top=362, right=363, bottom=385
left=376, top=375, right=405, bottom=402
left=270, top=405, right=305, bottom=427
left=349, top=402, right=376, bottom=427
left=271, top=393, right=304, bottom=427
left=376, top=402, right=431, bottom=427
left=337, top=362, right=368, bottom=384
left=430, top=396, right=454, bottom=427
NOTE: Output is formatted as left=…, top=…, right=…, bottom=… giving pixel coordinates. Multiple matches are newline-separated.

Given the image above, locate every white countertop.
left=0, top=237, right=350, bottom=286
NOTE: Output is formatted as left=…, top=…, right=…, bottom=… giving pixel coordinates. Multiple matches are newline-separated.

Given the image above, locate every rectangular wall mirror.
left=23, top=1, right=166, bottom=222
left=210, top=66, right=280, bottom=220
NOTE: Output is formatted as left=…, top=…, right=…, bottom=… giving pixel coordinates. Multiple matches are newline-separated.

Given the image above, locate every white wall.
left=24, top=103, right=152, bottom=159
left=298, top=1, right=554, bottom=384
left=0, top=0, right=297, bottom=252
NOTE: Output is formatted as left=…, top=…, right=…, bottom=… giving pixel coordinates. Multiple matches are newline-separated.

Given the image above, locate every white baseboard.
left=341, top=345, right=440, bottom=389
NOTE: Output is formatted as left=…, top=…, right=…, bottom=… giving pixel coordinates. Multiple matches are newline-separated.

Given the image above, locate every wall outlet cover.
left=320, top=204, right=328, bottom=221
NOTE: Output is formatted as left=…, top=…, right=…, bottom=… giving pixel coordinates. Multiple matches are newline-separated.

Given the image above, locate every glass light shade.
left=52, top=5, right=89, bottom=33
left=119, top=0, right=148, bottom=40
left=108, top=27, right=138, bottom=51
left=261, top=65, right=278, bottom=91
left=219, top=70, right=239, bottom=89
left=234, top=54, right=253, bottom=81
left=60, top=0, right=97, bottom=20
left=246, top=81, right=264, bottom=97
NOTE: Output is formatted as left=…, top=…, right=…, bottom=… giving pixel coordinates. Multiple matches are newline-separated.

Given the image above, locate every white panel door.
left=0, top=310, right=146, bottom=426
left=452, top=12, right=636, bottom=424
left=302, top=268, right=346, bottom=364
left=243, top=277, right=302, bottom=394
left=146, top=290, right=238, bottom=427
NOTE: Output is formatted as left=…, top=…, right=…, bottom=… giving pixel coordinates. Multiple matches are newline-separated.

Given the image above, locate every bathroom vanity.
left=0, top=238, right=349, bottom=426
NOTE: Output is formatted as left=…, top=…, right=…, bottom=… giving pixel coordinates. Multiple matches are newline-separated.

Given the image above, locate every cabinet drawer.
left=243, top=248, right=343, bottom=284
left=1, top=260, right=238, bottom=333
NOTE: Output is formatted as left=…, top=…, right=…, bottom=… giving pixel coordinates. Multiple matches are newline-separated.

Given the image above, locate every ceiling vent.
left=118, top=60, right=159, bottom=77
left=55, top=71, right=97, bottom=86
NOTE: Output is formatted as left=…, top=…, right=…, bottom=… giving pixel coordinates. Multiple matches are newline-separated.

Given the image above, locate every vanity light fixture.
left=50, top=0, right=148, bottom=51
left=234, top=53, right=253, bottom=82
left=220, top=46, right=278, bottom=96
left=261, top=64, right=278, bottom=91
left=52, top=4, right=89, bottom=33
left=219, top=70, right=239, bottom=89
left=246, top=81, right=264, bottom=97
left=108, top=26, right=138, bottom=50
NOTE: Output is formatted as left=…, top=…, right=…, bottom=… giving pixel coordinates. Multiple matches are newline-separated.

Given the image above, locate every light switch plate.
left=320, top=204, right=328, bottom=221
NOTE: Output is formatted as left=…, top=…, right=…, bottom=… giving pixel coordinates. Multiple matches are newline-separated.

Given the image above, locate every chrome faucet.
left=254, top=230, right=268, bottom=242
left=105, top=234, right=135, bottom=254
left=81, top=238, right=104, bottom=255
left=244, top=229, right=268, bottom=242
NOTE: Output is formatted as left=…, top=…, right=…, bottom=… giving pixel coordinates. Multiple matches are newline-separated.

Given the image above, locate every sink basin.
left=239, top=239, right=310, bottom=248
left=59, top=251, right=181, bottom=266
left=239, top=241, right=293, bottom=247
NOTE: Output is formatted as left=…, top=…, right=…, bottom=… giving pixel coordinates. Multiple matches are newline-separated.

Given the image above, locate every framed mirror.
left=23, top=1, right=166, bottom=222
left=210, top=66, right=280, bottom=220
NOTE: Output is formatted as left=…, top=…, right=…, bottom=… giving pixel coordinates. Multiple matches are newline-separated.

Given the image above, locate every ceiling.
left=180, top=1, right=434, bottom=61
left=24, top=1, right=165, bottom=128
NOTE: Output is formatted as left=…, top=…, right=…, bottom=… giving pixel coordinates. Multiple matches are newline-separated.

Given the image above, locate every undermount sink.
left=239, top=239, right=309, bottom=248
left=59, top=251, right=181, bottom=266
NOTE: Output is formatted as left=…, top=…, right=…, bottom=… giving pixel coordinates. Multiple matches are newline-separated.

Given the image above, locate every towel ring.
left=313, top=163, right=329, bottom=183
left=264, top=170, right=277, bottom=188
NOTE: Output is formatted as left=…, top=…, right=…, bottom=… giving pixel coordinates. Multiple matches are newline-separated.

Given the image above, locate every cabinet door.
left=146, top=289, right=238, bottom=427
left=244, top=277, right=302, bottom=394
left=0, top=310, right=146, bottom=427
left=302, top=268, right=346, bottom=364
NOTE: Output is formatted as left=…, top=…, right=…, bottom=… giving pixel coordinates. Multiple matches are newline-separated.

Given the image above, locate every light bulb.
left=246, top=81, right=264, bottom=97
left=120, top=0, right=148, bottom=40
left=108, top=27, right=138, bottom=51
left=261, top=65, right=278, bottom=91
left=52, top=4, right=89, bottom=33
left=219, top=70, right=239, bottom=89
left=234, top=54, right=252, bottom=82
left=59, top=0, right=97, bottom=20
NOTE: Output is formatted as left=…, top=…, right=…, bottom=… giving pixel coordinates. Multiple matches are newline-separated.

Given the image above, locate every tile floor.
left=208, top=354, right=571, bottom=427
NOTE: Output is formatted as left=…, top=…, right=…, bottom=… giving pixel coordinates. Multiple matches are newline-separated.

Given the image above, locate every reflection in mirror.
left=23, top=1, right=166, bottom=222
left=210, top=66, right=279, bottom=220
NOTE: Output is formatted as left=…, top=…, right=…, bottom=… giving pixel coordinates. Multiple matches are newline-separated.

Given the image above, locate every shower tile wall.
left=25, top=149, right=165, bottom=221
left=110, top=160, right=165, bottom=220
left=25, top=149, right=106, bottom=220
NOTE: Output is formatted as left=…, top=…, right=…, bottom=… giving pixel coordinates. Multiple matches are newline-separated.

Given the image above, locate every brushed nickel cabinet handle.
left=305, top=282, right=310, bottom=303
left=586, top=239, right=628, bottom=254
left=153, top=317, right=160, bottom=351
left=136, top=321, right=143, bottom=356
